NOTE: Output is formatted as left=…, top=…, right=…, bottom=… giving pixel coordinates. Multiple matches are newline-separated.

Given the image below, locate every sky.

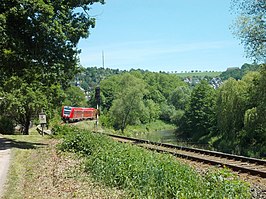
left=78, top=0, right=250, bottom=72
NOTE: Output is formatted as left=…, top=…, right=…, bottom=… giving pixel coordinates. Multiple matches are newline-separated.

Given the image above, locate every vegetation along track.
left=103, top=133, right=266, bottom=178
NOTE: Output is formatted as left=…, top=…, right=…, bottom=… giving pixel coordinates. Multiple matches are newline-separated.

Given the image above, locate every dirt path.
left=0, top=136, right=11, bottom=197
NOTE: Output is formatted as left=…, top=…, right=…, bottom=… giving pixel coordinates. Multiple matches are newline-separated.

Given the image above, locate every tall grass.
left=56, top=125, right=251, bottom=199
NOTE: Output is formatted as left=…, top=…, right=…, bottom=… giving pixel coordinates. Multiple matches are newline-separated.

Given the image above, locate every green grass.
left=2, top=131, right=50, bottom=199
left=2, top=129, right=126, bottom=199
left=57, top=125, right=251, bottom=199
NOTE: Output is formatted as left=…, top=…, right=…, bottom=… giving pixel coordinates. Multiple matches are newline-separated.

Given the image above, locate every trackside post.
left=95, top=86, right=100, bottom=128
left=39, top=111, right=47, bottom=136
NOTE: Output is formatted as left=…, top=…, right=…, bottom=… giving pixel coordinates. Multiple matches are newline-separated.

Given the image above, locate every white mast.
left=102, top=50, right=105, bottom=68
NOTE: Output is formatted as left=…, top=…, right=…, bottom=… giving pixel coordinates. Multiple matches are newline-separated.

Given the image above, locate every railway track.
left=104, top=133, right=266, bottom=178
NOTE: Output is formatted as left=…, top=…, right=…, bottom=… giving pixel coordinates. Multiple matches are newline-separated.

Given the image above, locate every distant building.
left=209, top=77, right=223, bottom=89
left=226, top=67, right=239, bottom=71
left=183, top=77, right=223, bottom=89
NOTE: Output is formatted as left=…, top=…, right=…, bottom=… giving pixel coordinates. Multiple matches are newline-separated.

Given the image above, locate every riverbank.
left=72, top=119, right=176, bottom=138
left=123, top=120, right=176, bottom=136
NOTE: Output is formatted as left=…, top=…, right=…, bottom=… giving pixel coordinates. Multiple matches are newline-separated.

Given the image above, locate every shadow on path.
left=0, top=137, right=47, bottom=151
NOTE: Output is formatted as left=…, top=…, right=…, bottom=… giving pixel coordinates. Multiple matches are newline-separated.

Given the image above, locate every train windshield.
left=63, top=107, right=72, bottom=115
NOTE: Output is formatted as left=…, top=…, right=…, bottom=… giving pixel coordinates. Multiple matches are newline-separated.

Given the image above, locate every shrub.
left=58, top=126, right=251, bottom=198
left=0, top=116, right=15, bottom=134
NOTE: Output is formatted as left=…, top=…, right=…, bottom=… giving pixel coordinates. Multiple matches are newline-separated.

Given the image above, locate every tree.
left=63, top=86, right=88, bottom=107
left=156, top=73, right=186, bottom=99
left=169, top=86, right=191, bottom=110
left=240, top=66, right=266, bottom=157
left=0, top=76, right=66, bottom=134
left=219, top=68, right=242, bottom=80
left=231, top=0, right=266, bottom=61
left=219, top=63, right=260, bottom=81
left=100, top=75, right=121, bottom=111
left=0, top=1, right=104, bottom=133
left=215, top=78, right=249, bottom=153
left=109, top=74, right=147, bottom=133
left=141, top=99, right=160, bottom=123
left=1, top=76, right=48, bottom=134
left=159, top=102, right=176, bottom=123
left=230, top=2, right=265, bottom=155
left=181, top=80, right=216, bottom=141
left=0, top=0, right=104, bottom=86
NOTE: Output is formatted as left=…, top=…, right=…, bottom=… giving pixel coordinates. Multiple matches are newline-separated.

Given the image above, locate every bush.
left=99, top=113, right=113, bottom=128
left=51, top=124, right=74, bottom=138
left=58, top=126, right=251, bottom=198
left=0, top=116, right=15, bottom=134
left=48, top=113, right=62, bottom=129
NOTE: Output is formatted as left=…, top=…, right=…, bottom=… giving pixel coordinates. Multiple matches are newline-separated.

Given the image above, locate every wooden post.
left=39, top=111, right=47, bottom=136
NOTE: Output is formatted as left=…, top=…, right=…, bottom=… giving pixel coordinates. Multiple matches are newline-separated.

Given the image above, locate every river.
left=133, top=129, right=178, bottom=144
left=132, top=129, right=211, bottom=149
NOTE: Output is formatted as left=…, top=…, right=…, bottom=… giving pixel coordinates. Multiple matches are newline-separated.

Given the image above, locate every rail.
left=103, top=133, right=266, bottom=178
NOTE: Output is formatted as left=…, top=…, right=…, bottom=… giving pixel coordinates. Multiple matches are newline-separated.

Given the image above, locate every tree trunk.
left=23, top=115, right=31, bottom=135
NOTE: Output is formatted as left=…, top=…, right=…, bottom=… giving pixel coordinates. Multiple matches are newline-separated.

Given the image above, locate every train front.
left=61, top=106, right=72, bottom=122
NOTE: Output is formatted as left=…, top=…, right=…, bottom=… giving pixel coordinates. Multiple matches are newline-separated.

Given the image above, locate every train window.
left=64, top=107, right=72, bottom=115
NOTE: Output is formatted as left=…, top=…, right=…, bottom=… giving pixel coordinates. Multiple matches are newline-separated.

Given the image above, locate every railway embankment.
left=56, top=124, right=253, bottom=198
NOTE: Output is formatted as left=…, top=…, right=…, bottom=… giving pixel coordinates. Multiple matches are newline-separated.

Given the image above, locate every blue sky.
left=78, top=0, right=250, bottom=72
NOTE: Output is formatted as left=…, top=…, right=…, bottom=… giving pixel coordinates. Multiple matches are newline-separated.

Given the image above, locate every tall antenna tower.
left=102, top=50, right=105, bottom=68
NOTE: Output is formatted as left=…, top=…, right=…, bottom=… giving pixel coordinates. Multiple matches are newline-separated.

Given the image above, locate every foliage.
left=51, top=124, right=69, bottom=138
left=220, top=68, right=242, bottom=80
left=239, top=65, right=266, bottom=157
left=216, top=79, right=248, bottom=138
left=0, top=115, right=15, bottom=134
left=0, top=0, right=104, bottom=87
left=142, top=99, right=160, bottom=123
left=168, top=86, right=191, bottom=125
left=0, top=0, right=104, bottom=134
left=0, top=76, right=66, bottom=134
left=123, top=120, right=176, bottom=137
left=62, top=85, right=88, bottom=107
left=153, top=72, right=186, bottom=99
left=203, top=168, right=250, bottom=198
left=76, top=66, right=123, bottom=92
left=180, top=80, right=217, bottom=141
left=231, top=0, right=266, bottom=61
left=214, top=69, right=266, bottom=157
left=47, top=113, right=62, bottom=130
left=58, top=127, right=251, bottom=199
left=73, top=66, right=265, bottom=158
left=108, top=74, right=147, bottom=133
left=215, top=78, right=249, bottom=153
left=158, top=103, right=176, bottom=122
left=99, top=71, right=188, bottom=129
left=1, top=76, right=48, bottom=134
left=169, top=86, right=191, bottom=110
left=177, top=66, right=265, bottom=158
left=228, top=0, right=265, bottom=157
left=219, top=63, right=260, bottom=80
left=98, top=74, right=122, bottom=111
left=98, top=113, right=113, bottom=128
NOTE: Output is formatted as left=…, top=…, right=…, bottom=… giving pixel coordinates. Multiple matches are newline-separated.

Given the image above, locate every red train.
left=61, top=106, right=97, bottom=122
